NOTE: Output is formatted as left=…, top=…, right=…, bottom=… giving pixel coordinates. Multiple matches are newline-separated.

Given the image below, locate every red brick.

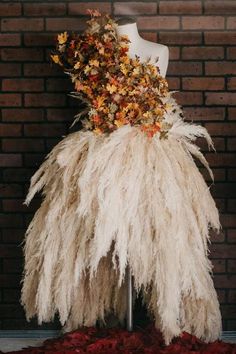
left=1, top=48, right=43, bottom=62
left=24, top=153, right=47, bottom=167
left=228, top=229, right=236, bottom=243
left=221, top=214, right=236, bottom=228
left=46, top=78, right=71, bottom=92
left=139, top=32, right=157, bottom=42
left=205, top=32, right=236, bottom=45
left=47, top=108, right=77, bottom=121
left=227, top=17, right=236, bottom=30
left=3, top=258, right=23, bottom=273
left=183, top=107, right=225, bottom=121
left=0, top=3, right=21, bottom=16
left=2, top=199, right=40, bottom=213
left=182, top=16, right=224, bottom=30
left=2, top=319, right=56, bottom=330
left=69, top=2, right=111, bottom=15
left=2, top=79, right=43, bottom=92
left=24, top=63, right=64, bottom=77
left=205, top=93, right=236, bottom=106
left=0, top=184, right=23, bottom=198
left=137, top=16, right=179, bottom=30
left=167, top=77, right=180, bottom=90
left=200, top=168, right=226, bottom=183
left=0, top=124, right=21, bottom=137
left=2, top=109, right=44, bottom=122
left=167, top=62, right=202, bottom=76
left=210, top=244, right=236, bottom=258
left=0, top=154, right=22, bottom=167
left=227, top=138, right=236, bottom=151
left=227, top=47, right=236, bottom=60
left=228, top=199, right=236, bottom=213
left=182, top=46, right=224, bottom=60
left=24, top=33, right=55, bottom=47
left=209, top=228, right=226, bottom=243
left=159, top=32, right=202, bottom=45
left=199, top=137, right=225, bottom=152
left=216, top=289, right=226, bottom=303
left=205, top=61, right=236, bottom=75
left=206, top=123, right=236, bottom=136
left=211, top=183, right=236, bottom=198
left=159, top=1, right=201, bottom=14
left=0, top=94, right=21, bottom=107
left=228, top=170, right=236, bottom=181
left=24, top=123, right=66, bottom=137
left=0, top=304, right=24, bottom=318
left=172, top=91, right=203, bottom=105
left=0, top=275, right=21, bottom=288
left=228, top=108, right=236, bottom=121
left=205, top=1, right=236, bottom=14
left=205, top=153, right=236, bottom=167
left=46, top=18, right=86, bottom=31
left=2, top=139, right=44, bottom=152
left=0, top=214, right=23, bottom=228
left=3, top=289, right=21, bottom=302
left=169, top=47, right=180, bottom=60
left=24, top=3, right=66, bottom=16
left=0, top=63, right=21, bottom=77
left=0, top=245, right=22, bottom=258
left=2, top=229, right=24, bottom=243
left=227, top=77, right=236, bottom=91
left=3, top=168, right=34, bottom=183
left=46, top=138, right=61, bottom=150
left=114, top=2, right=156, bottom=15
left=182, top=77, right=224, bottom=91
left=25, top=93, right=66, bottom=107
left=221, top=305, right=236, bottom=319
left=228, top=290, right=236, bottom=303
left=227, top=321, right=236, bottom=330
left=0, top=34, right=21, bottom=47
left=2, top=18, right=43, bottom=32
left=212, top=259, right=226, bottom=273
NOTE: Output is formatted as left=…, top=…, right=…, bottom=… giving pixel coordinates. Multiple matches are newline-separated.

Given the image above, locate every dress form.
left=116, top=18, right=169, bottom=332
left=116, top=17, right=169, bottom=77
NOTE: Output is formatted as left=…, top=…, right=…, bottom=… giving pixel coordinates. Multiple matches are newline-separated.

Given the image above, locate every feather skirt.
left=21, top=91, right=222, bottom=345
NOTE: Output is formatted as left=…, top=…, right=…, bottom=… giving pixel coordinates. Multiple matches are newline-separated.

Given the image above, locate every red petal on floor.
left=1, top=324, right=236, bottom=354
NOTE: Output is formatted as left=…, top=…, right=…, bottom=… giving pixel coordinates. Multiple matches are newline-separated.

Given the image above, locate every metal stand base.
left=126, top=265, right=133, bottom=331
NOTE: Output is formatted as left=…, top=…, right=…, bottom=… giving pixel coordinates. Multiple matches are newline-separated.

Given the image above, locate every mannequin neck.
left=116, top=22, right=142, bottom=44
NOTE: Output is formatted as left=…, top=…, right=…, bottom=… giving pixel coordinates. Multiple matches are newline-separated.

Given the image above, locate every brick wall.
left=0, top=0, right=236, bottom=331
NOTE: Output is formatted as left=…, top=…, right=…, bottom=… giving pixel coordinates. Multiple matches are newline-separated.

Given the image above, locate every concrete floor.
left=0, top=338, right=46, bottom=353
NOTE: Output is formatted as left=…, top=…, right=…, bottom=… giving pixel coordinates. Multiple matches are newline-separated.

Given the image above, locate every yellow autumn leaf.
left=120, top=63, right=129, bottom=76
left=74, top=62, right=81, bottom=69
left=106, top=83, right=117, bottom=94
left=114, top=119, right=124, bottom=128
left=50, top=54, right=62, bottom=66
left=93, top=127, right=103, bottom=134
left=89, top=59, right=100, bottom=67
left=57, top=31, right=68, bottom=45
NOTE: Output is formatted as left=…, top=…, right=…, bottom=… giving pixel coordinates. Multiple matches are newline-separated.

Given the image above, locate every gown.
left=20, top=10, right=222, bottom=346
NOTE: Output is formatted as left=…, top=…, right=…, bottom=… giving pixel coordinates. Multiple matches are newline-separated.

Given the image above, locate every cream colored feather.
left=21, top=91, right=222, bottom=345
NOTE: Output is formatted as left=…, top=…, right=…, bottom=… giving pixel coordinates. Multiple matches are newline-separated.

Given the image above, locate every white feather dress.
left=21, top=89, right=222, bottom=346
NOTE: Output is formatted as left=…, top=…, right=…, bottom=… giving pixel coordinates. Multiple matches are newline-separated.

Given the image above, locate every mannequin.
left=116, top=17, right=169, bottom=332
left=116, top=17, right=169, bottom=78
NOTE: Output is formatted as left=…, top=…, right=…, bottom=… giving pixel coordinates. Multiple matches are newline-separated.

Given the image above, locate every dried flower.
left=51, top=9, right=171, bottom=138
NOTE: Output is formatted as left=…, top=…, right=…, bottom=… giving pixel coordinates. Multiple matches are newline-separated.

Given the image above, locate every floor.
left=0, top=331, right=60, bottom=353
left=0, top=339, right=46, bottom=352
left=0, top=331, right=236, bottom=353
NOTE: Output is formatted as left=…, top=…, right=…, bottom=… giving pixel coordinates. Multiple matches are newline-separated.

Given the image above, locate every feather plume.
left=21, top=91, right=222, bottom=345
